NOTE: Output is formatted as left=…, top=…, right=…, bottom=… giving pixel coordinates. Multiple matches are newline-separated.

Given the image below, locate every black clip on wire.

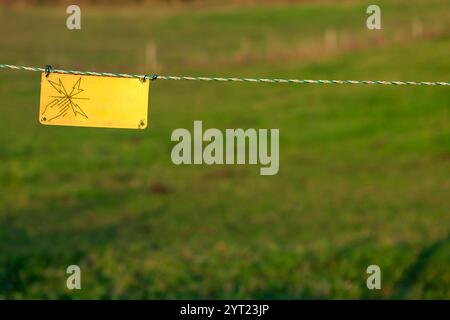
left=141, top=74, right=158, bottom=82
left=45, top=65, right=52, bottom=77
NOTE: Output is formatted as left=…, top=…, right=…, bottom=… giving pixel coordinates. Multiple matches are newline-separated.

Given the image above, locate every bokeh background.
left=0, top=0, right=449, bottom=299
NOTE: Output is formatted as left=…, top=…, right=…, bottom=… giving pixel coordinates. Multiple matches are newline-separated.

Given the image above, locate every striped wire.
left=1, top=63, right=449, bottom=86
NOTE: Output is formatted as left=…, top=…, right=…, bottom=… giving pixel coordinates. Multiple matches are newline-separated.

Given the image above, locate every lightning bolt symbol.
left=48, top=79, right=65, bottom=95
left=43, top=77, right=89, bottom=121
left=71, top=101, right=88, bottom=118
left=70, top=78, right=83, bottom=97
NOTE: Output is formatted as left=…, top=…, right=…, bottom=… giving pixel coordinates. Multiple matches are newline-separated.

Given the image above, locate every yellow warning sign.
left=39, top=72, right=149, bottom=129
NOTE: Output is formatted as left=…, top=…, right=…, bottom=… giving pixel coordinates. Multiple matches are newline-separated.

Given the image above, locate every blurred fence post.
left=324, top=28, right=338, bottom=51
left=145, top=42, right=160, bottom=71
left=411, top=18, right=423, bottom=38
left=235, top=38, right=251, bottom=64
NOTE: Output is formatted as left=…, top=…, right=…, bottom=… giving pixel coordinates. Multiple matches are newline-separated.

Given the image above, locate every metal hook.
left=45, top=65, right=52, bottom=77
left=141, top=74, right=158, bottom=82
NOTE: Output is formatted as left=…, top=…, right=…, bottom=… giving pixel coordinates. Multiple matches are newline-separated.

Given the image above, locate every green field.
left=0, top=0, right=449, bottom=299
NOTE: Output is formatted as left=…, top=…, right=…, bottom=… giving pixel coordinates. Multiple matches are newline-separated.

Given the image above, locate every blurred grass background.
left=0, top=0, right=449, bottom=299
